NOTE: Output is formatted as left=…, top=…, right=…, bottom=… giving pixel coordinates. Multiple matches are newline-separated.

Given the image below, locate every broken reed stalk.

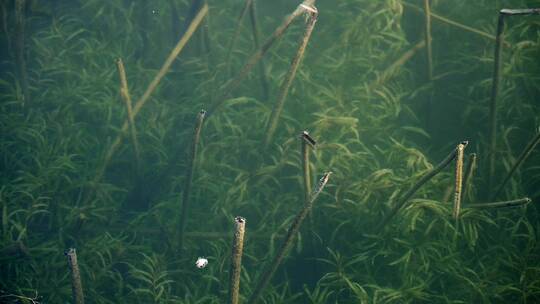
left=377, top=143, right=463, bottom=230
left=461, top=153, right=477, bottom=202
left=423, top=0, right=433, bottom=81
left=467, top=197, right=531, bottom=209
left=263, top=5, right=318, bottom=147
left=452, top=141, right=467, bottom=219
left=228, top=216, right=246, bottom=304
left=301, top=131, right=316, bottom=202
left=248, top=0, right=270, bottom=101
left=370, top=40, right=426, bottom=89
left=65, top=248, right=84, bottom=304
left=493, top=130, right=540, bottom=200
left=94, top=4, right=208, bottom=184
left=177, top=110, right=206, bottom=253
left=488, top=8, right=540, bottom=193
left=402, top=2, right=510, bottom=46
left=207, top=2, right=310, bottom=115
left=14, top=0, right=29, bottom=106
left=116, top=58, right=141, bottom=170
left=247, top=171, right=331, bottom=304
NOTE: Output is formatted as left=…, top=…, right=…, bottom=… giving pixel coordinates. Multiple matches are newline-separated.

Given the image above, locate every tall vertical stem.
left=228, top=216, right=246, bottom=304
left=452, top=142, right=467, bottom=219
left=65, top=248, right=84, bottom=304
left=488, top=13, right=505, bottom=192
left=177, top=110, right=206, bottom=253
left=14, top=0, right=29, bottom=106
left=423, top=0, right=433, bottom=81
left=248, top=0, right=270, bottom=101
left=264, top=5, right=318, bottom=147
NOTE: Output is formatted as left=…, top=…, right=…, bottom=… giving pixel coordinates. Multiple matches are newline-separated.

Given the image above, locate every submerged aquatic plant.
left=1, top=0, right=539, bottom=303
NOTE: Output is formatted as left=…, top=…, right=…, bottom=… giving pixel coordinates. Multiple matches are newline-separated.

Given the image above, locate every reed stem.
left=467, top=197, right=531, bottom=209
left=378, top=142, right=465, bottom=230
left=493, top=130, right=540, bottom=200
left=301, top=131, right=316, bottom=202
left=94, top=4, right=208, bottom=184
left=116, top=58, right=141, bottom=170
left=208, top=2, right=310, bottom=115
left=452, top=141, right=467, bottom=219
left=487, top=12, right=505, bottom=193
left=248, top=0, right=270, bottom=101
left=177, top=110, right=206, bottom=253
left=247, top=171, right=331, bottom=304
left=228, top=216, right=246, bottom=304
left=264, top=5, right=318, bottom=147
left=14, top=0, right=29, bottom=106
left=423, top=0, right=433, bottom=81
left=65, top=248, right=84, bottom=304
left=462, top=153, right=477, bottom=202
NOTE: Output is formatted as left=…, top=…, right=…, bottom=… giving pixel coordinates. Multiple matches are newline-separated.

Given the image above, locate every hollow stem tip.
left=300, top=130, right=317, bottom=149
left=65, top=248, right=85, bottom=304
left=229, top=216, right=246, bottom=304
left=500, top=8, right=540, bottom=16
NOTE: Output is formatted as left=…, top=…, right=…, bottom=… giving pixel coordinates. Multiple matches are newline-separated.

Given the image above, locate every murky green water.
left=1, top=0, right=539, bottom=303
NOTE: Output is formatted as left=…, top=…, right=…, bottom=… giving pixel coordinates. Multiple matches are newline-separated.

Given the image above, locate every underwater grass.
left=1, top=1, right=539, bottom=303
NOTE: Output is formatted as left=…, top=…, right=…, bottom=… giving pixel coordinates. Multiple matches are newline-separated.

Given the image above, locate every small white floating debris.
left=195, top=257, right=208, bottom=269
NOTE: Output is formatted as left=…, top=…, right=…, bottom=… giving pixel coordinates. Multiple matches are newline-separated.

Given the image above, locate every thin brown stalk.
left=461, top=153, right=477, bottom=202
left=177, top=110, right=206, bottom=254
left=493, top=131, right=540, bottom=200
left=228, top=216, right=246, bottom=304
left=116, top=58, right=141, bottom=170
left=377, top=142, right=466, bottom=230
left=208, top=2, right=309, bottom=115
left=453, top=141, right=467, bottom=219
left=423, top=0, right=433, bottom=81
left=247, top=171, right=331, bottom=304
left=263, top=4, right=318, bottom=147
left=94, top=4, right=208, bottom=184
left=65, top=248, right=84, bottom=304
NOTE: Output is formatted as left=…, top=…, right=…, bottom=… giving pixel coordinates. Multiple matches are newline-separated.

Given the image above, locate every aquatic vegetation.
left=0, top=0, right=539, bottom=303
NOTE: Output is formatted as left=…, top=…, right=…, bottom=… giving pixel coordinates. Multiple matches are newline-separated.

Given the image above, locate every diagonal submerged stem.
left=94, top=4, right=208, bottom=184
left=263, top=5, right=318, bottom=147
left=208, top=2, right=312, bottom=115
